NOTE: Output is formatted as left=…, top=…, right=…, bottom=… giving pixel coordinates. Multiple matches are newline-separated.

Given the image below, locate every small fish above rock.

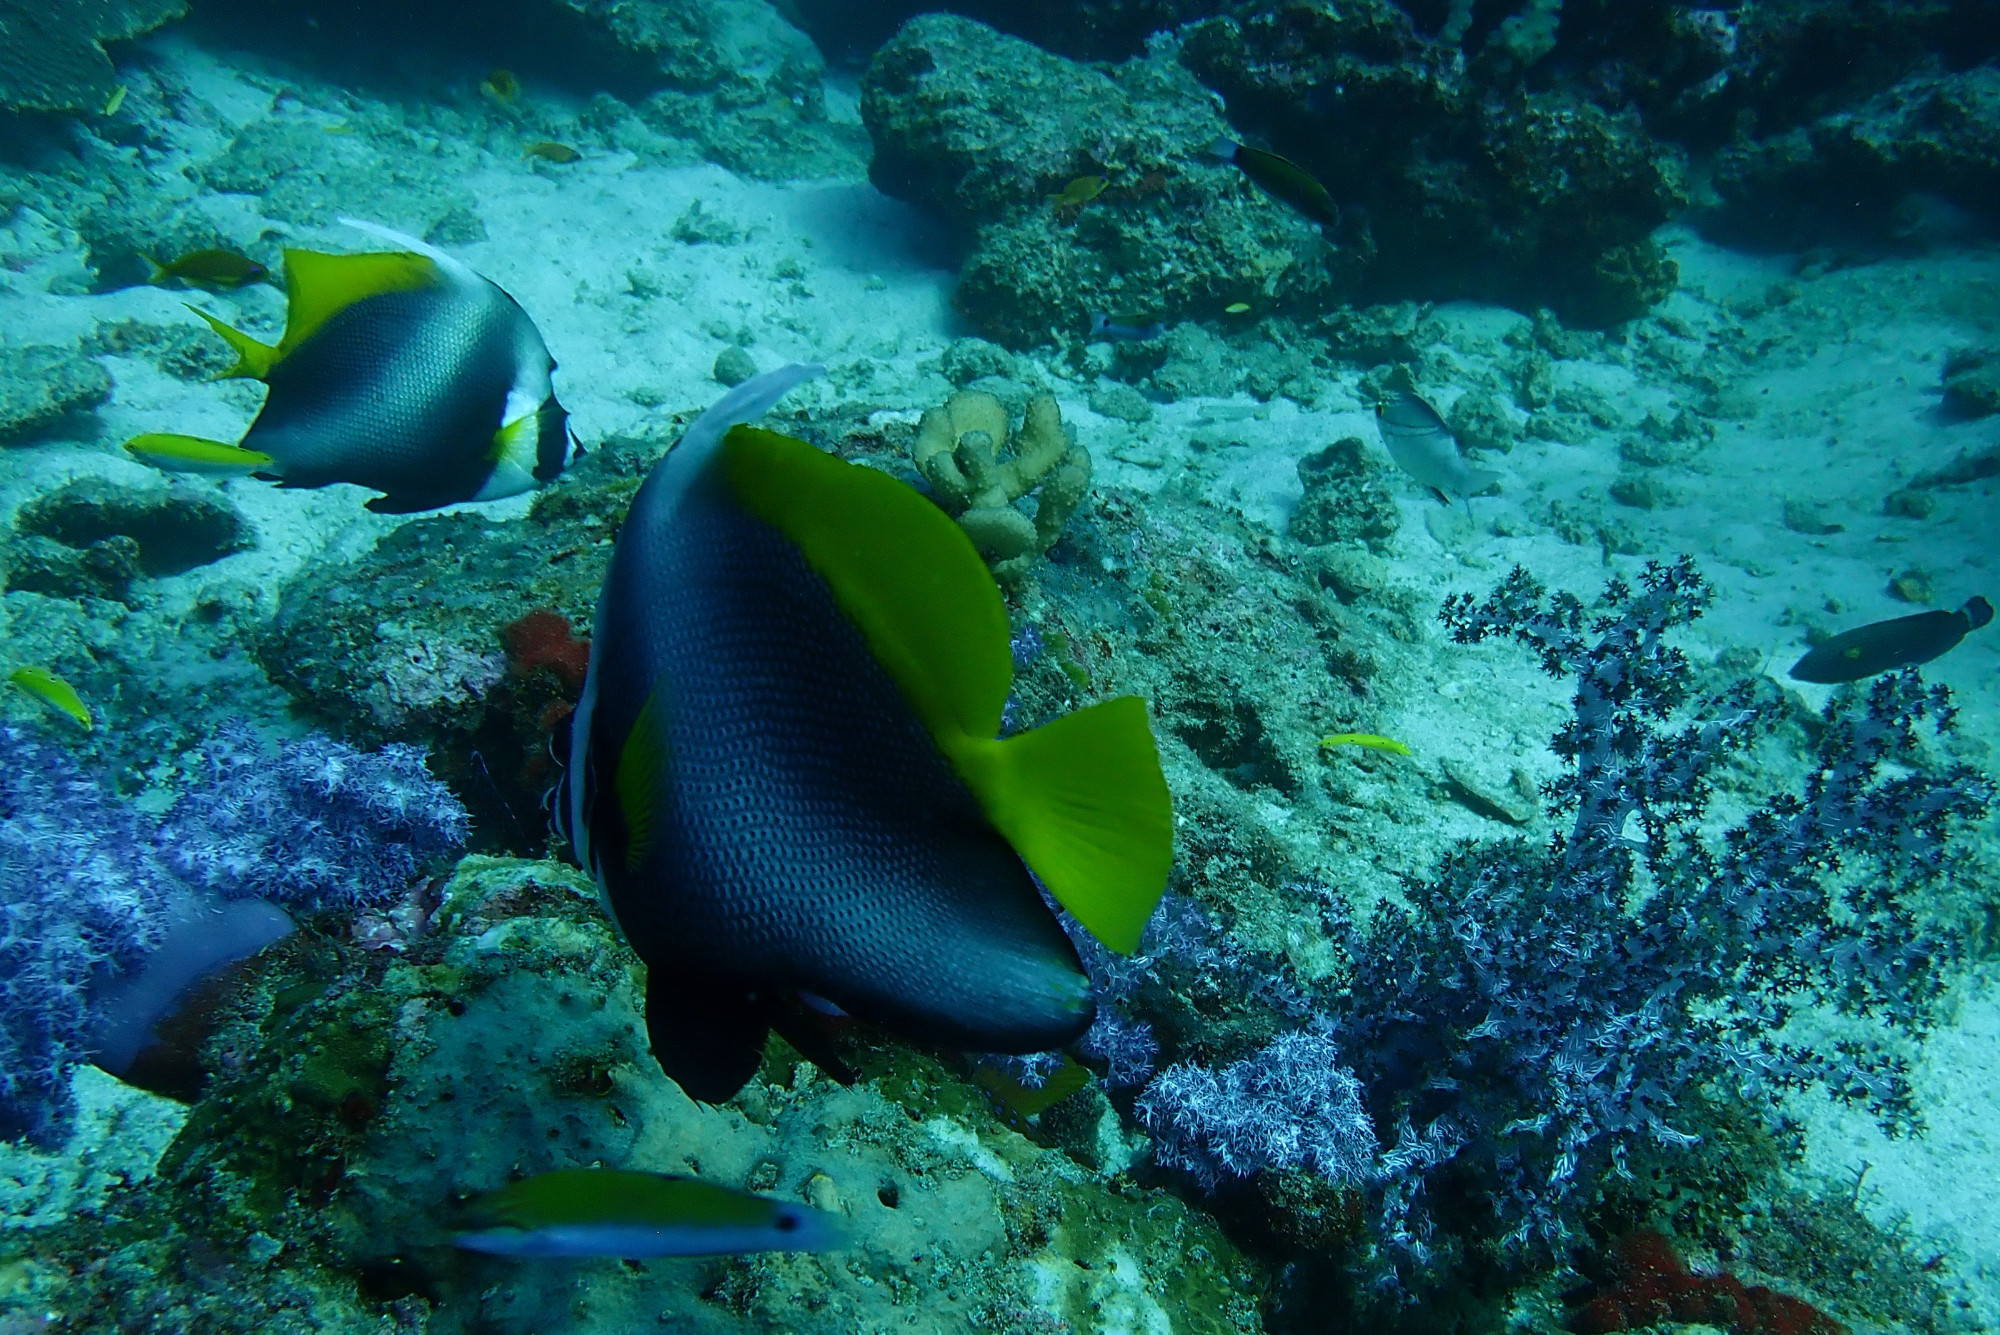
left=1789, top=597, right=1992, bottom=683
left=1089, top=313, right=1166, bottom=342
left=454, top=1168, right=845, bottom=1258
left=7, top=666, right=91, bottom=730
left=1208, top=139, right=1339, bottom=230
left=1046, top=175, right=1107, bottom=211
left=523, top=141, right=581, bottom=164
left=145, top=249, right=269, bottom=290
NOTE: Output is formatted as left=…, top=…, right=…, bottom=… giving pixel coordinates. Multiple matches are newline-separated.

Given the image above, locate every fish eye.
left=776, top=1212, right=801, bottom=1232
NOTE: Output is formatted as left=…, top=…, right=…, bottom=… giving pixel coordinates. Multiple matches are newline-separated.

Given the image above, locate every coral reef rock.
left=863, top=13, right=1355, bottom=346
left=1180, top=5, right=1689, bottom=326
left=1715, top=67, right=2000, bottom=243
left=912, top=389, right=1090, bottom=581
left=15, top=477, right=252, bottom=580
left=1288, top=437, right=1398, bottom=552
left=570, top=0, right=869, bottom=178
left=32, top=856, right=1267, bottom=1335
left=0, top=0, right=185, bottom=114
left=0, top=344, right=112, bottom=443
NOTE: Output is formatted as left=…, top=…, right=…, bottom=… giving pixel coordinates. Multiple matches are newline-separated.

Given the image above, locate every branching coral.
left=912, top=389, right=1091, bottom=581
left=0, top=726, right=177, bottom=1146
left=1098, top=558, right=1991, bottom=1275
left=0, top=723, right=468, bottom=1145
left=161, top=724, right=469, bottom=912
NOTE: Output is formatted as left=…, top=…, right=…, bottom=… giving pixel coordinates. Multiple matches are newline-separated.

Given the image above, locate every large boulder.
left=862, top=14, right=1357, bottom=347
left=1179, top=6, right=1689, bottom=327
left=0, top=0, right=184, bottom=114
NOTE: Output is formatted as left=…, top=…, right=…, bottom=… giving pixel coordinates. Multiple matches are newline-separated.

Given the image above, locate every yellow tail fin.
left=954, top=696, right=1172, bottom=955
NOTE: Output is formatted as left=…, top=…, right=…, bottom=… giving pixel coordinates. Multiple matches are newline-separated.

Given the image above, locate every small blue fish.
left=454, top=1168, right=845, bottom=1258
left=1089, top=313, right=1166, bottom=342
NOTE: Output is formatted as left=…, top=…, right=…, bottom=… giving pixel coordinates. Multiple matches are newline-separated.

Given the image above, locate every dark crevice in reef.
left=181, top=0, right=667, bottom=104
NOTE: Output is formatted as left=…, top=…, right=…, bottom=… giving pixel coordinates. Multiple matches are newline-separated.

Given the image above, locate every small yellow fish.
left=124, top=433, right=276, bottom=476
left=9, top=667, right=91, bottom=730
left=484, top=69, right=520, bottom=103
left=145, top=249, right=270, bottom=289
left=103, top=85, right=128, bottom=117
left=1225, top=302, right=1251, bottom=315
left=1046, top=175, right=1107, bottom=210
left=1319, top=732, right=1411, bottom=756
left=524, top=141, right=581, bottom=164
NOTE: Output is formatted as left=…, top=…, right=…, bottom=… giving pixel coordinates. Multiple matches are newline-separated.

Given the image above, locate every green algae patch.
left=1023, top=1175, right=1264, bottom=1334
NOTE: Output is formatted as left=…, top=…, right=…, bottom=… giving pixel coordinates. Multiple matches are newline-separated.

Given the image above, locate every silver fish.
left=1375, top=389, right=1500, bottom=500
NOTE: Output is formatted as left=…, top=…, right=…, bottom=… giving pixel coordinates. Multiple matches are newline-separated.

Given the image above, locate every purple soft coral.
left=161, top=724, right=468, bottom=912
left=0, top=727, right=177, bottom=1146
left=0, top=724, right=468, bottom=1146
left=1138, top=1031, right=1379, bottom=1188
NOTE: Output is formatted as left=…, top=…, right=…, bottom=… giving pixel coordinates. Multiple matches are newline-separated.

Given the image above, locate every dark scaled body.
left=1789, top=596, right=1992, bottom=683
left=566, top=368, right=1098, bottom=1102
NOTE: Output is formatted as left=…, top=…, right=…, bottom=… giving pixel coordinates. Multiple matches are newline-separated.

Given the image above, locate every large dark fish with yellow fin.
left=560, top=366, right=1174, bottom=1103
left=126, top=220, right=574, bottom=514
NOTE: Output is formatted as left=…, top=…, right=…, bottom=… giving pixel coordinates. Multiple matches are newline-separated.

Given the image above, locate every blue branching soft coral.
left=0, top=723, right=468, bottom=1146
left=1138, top=1031, right=1380, bottom=1188
left=1116, top=558, right=1992, bottom=1272
left=1344, top=557, right=1991, bottom=1253
left=161, top=723, right=469, bottom=911
left=0, top=727, right=178, bottom=1147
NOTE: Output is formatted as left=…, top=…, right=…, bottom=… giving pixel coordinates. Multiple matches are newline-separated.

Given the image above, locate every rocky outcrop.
left=862, top=14, right=1357, bottom=347
left=0, top=0, right=184, bottom=114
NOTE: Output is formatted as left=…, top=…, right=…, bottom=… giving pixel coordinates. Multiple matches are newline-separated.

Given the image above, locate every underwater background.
left=2, top=0, right=1999, bottom=1331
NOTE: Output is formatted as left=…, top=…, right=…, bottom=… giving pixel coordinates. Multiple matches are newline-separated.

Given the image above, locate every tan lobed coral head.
left=912, top=390, right=1091, bottom=582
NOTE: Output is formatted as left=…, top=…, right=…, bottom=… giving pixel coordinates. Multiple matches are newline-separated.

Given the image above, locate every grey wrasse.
left=1375, top=388, right=1500, bottom=501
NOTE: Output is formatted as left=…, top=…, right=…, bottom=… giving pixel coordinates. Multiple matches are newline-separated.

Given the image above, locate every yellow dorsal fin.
left=278, top=248, right=438, bottom=358
left=614, top=689, right=669, bottom=871
left=185, top=249, right=436, bottom=380
left=718, top=426, right=1172, bottom=953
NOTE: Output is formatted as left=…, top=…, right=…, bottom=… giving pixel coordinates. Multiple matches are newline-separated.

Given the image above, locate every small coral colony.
left=3, top=5, right=1996, bottom=1333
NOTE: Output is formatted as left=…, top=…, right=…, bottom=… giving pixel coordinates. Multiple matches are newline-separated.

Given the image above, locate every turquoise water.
left=0, top=3, right=1996, bottom=1332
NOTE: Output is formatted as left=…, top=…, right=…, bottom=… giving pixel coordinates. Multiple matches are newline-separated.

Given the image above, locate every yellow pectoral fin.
left=188, top=306, right=279, bottom=380
left=124, top=433, right=275, bottom=475
left=613, top=689, right=669, bottom=871
left=950, top=696, right=1173, bottom=955
left=278, top=248, right=439, bottom=358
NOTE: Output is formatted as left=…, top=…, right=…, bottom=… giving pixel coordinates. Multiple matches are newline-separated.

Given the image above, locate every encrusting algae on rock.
left=910, top=388, right=1091, bottom=581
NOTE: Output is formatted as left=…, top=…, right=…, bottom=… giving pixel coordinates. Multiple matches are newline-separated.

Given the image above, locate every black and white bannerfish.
left=1376, top=387, right=1500, bottom=502
left=123, top=219, right=576, bottom=514
left=557, top=365, right=1174, bottom=1103
left=1789, top=596, right=1993, bottom=683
